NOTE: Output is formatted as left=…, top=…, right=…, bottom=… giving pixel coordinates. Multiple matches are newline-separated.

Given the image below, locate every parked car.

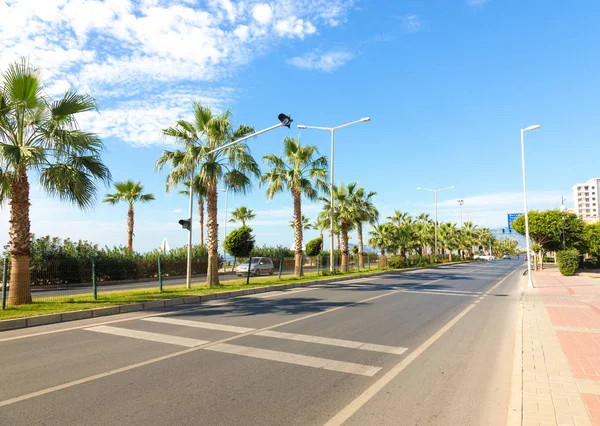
left=503, top=254, right=511, bottom=259
left=235, top=257, right=275, bottom=276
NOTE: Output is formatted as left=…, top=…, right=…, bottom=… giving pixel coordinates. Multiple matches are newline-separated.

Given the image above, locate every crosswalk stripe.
left=85, top=325, right=209, bottom=347
left=205, top=343, right=381, bottom=377
left=256, top=330, right=407, bottom=355
left=142, top=317, right=255, bottom=333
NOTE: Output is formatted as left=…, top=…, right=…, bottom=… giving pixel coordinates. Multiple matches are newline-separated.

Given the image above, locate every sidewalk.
left=520, top=267, right=600, bottom=425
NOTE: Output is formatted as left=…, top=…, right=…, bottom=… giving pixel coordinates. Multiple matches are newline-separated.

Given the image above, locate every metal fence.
left=0, top=253, right=386, bottom=306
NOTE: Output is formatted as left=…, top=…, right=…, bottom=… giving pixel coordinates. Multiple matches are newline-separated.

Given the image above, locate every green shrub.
left=557, top=249, right=580, bottom=276
left=388, top=256, right=408, bottom=269
left=224, top=226, right=255, bottom=259
left=250, top=245, right=294, bottom=258
left=305, top=237, right=323, bottom=257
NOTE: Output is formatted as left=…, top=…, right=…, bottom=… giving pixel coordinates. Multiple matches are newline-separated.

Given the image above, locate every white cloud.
left=0, top=0, right=355, bottom=146
left=467, top=0, right=491, bottom=7
left=171, top=209, right=183, bottom=214
left=401, top=14, right=422, bottom=33
left=252, top=3, right=273, bottom=25
left=287, top=49, right=353, bottom=72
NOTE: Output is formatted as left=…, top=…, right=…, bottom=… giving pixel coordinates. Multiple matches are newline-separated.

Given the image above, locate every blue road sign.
left=507, top=213, right=523, bottom=231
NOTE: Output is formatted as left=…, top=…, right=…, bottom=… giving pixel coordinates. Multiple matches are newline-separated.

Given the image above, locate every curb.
left=506, top=274, right=525, bottom=426
left=0, top=261, right=471, bottom=332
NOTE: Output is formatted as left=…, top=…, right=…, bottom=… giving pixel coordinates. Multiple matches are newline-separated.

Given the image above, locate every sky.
left=0, top=0, right=599, bottom=253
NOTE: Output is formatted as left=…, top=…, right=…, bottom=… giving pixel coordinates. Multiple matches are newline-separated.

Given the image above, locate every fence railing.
left=0, top=253, right=387, bottom=306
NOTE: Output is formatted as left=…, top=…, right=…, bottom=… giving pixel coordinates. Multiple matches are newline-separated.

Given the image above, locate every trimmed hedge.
left=557, top=249, right=580, bottom=276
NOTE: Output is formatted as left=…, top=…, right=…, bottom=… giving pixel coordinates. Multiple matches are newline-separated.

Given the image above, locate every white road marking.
left=205, top=343, right=381, bottom=377
left=399, top=290, right=477, bottom=297
left=142, top=317, right=255, bottom=333
left=85, top=325, right=209, bottom=347
left=256, top=330, right=407, bottom=355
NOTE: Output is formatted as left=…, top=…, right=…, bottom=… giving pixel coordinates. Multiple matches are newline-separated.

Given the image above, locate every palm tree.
left=369, top=223, right=396, bottom=268
left=388, top=210, right=414, bottom=258
left=313, top=216, right=329, bottom=250
left=260, top=137, right=328, bottom=277
left=290, top=214, right=313, bottom=231
left=439, top=222, right=459, bottom=261
left=178, top=176, right=207, bottom=246
left=157, top=103, right=259, bottom=286
left=0, top=60, right=111, bottom=305
left=320, top=183, right=359, bottom=272
left=414, top=213, right=434, bottom=257
left=104, top=180, right=155, bottom=252
left=477, top=227, right=493, bottom=256
left=229, top=206, right=255, bottom=227
left=351, top=186, right=378, bottom=269
left=461, top=221, right=479, bottom=258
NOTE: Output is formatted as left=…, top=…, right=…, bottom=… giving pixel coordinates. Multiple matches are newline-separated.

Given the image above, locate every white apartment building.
left=573, top=178, right=600, bottom=222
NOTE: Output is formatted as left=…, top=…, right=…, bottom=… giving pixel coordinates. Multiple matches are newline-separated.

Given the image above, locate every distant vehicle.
left=235, top=257, right=275, bottom=276
left=503, top=254, right=511, bottom=259
left=474, top=254, right=494, bottom=261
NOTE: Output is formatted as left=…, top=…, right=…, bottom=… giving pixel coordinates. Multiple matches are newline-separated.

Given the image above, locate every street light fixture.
left=417, top=185, right=456, bottom=261
left=520, top=124, right=540, bottom=288
left=457, top=200, right=464, bottom=228
left=297, top=117, right=371, bottom=271
left=182, top=113, right=293, bottom=288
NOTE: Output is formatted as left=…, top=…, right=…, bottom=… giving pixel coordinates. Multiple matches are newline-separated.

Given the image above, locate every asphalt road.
left=0, top=260, right=523, bottom=425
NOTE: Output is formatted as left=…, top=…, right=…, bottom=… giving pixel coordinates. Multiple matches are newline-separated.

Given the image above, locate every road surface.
left=0, top=260, right=523, bottom=425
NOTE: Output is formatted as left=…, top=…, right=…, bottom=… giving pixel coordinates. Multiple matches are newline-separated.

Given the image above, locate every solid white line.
left=399, top=290, right=476, bottom=297
left=85, top=325, right=209, bottom=347
left=323, top=303, right=476, bottom=425
left=142, top=317, right=255, bottom=333
left=205, top=343, right=381, bottom=377
left=256, top=330, right=407, bottom=355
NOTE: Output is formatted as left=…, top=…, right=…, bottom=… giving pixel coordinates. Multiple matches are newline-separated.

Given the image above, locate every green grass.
left=0, top=268, right=385, bottom=320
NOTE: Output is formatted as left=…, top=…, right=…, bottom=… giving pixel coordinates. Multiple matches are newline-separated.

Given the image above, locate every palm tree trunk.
left=198, top=196, right=204, bottom=246
left=341, top=221, right=349, bottom=272
left=357, top=222, right=364, bottom=269
left=337, top=233, right=341, bottom=252
left=379, top=249, right=385, bottom=268
left=319, top=231, right=324, bottom=251
left=292, top=188, right=303, bottom=277
left=206, top=183, right=220, bottom=286
left=8, top=167, right=32, bottom=305
left=127, top=204, right=134, bottom=252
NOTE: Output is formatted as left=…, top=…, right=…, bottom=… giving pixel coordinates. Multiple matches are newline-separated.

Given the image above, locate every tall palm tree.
left=178, top=176, right=207, bottom=246
left=477, top=227, right=493, bottom=256
left=439, top=222, right=459, bottom=261
left=320, top=183, right=359, bottom=272
left=290, top=214, right=313, bottom=231
left=0, top=60, right=111, bottom=305
left=104, top=180, right=155, bottom=252
left=157, top=103, right=259, bottom=286
left=388, top=210, right=414, bottom=258
left=352, top=186, right=378, bottom=269
left=313, top=215, right=329, bottom=250
left=461, top=221, right=479, bottom=258
left=414, top=213, right=434, bottom=257
left=260, top=137, right=328, bottom=277
left=369, top=223, right=396, bottom=268
left=229, top=206, right=255, bottom=227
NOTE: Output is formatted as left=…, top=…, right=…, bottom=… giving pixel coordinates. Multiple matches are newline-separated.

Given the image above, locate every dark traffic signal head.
left=502, top=228, right=505, bottom=234
left=178, top=219, right=191, bottom=231
left=278, top=113, right=293, bottom=128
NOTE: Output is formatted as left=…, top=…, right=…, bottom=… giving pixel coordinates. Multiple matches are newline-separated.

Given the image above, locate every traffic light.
left=178, top=219, right=191, bottom=231
left=509, top=229, right=512, bottom=234
left=502, top=229, right=505, bottom=234
left=278, top=113, right=293, bottom=128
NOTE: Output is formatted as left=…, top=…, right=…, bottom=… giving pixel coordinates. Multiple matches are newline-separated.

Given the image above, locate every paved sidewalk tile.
left=520, top=268, right=600, bottom=425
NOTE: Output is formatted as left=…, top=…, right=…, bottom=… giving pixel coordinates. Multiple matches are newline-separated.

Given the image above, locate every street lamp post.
left=520, top=124, right=541, bottom=288
left=417, top=186, right=456, bottom=261
left=457, top=199, right=464, bottom=228
left=181, top=113, right=293, bottom=288
left=560, top=197, right=567, bottom=250
left=298, top=117, right=371, bottom=271
left=222, top=187, right=229, bottom=271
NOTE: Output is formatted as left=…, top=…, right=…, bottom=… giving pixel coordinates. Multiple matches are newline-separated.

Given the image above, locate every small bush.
left=557, top=249, right=580, bottom=276
left=388, top=256, right=408, bottom=269
left=305, top=237, right=323, bottom=257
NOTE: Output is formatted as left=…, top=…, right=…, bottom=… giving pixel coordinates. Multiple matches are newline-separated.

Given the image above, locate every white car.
left=474, top=254, right=494, bottom=261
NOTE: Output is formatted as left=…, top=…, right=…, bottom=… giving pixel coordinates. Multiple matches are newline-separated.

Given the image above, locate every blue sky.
left=1, top=0, right=599, bottom=252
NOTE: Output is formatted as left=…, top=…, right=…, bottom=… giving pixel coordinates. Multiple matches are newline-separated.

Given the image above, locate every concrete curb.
left=0, top=262, right=470, bottom=332
left=506, top=274, right=525, bottom=426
